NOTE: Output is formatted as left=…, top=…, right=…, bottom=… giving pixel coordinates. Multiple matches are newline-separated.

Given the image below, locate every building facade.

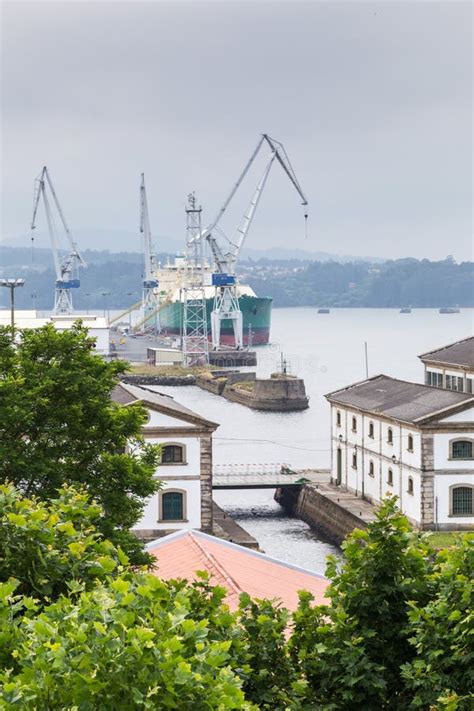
left=326, top=375, right=474, bottom=530
left=420, top=336, right=474, bottom=393
left=112, top=382, right=218, bottom=538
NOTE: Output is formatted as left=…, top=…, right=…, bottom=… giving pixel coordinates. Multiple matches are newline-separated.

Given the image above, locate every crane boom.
left=140, top=173, right=157, bottom=282
left=262, top=134, right=308, bottom=206
left=30, top=166, right=85, bottom=314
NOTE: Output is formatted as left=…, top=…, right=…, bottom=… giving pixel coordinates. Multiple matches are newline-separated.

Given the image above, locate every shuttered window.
left=161, top=492, right=184, bottom=521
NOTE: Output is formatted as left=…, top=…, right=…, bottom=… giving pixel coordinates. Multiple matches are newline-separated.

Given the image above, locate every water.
left=152, top=307, right=473, bottom=573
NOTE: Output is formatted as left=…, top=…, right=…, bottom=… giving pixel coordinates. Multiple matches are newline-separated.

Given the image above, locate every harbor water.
left=152, top=307, right=473, bottom=574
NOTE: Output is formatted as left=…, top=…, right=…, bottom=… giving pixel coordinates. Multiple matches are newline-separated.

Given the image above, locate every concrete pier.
left=275, top=481, right=377, bottom=545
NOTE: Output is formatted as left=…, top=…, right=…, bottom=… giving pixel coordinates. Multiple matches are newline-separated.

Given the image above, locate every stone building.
left=326, top=375, right=474, bottom=530
left=112, top=382, right=218, bottom=538
left=420, top=335, right=474, bottom=393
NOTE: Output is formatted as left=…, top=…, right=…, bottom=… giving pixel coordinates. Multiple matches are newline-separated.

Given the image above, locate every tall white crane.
left=31, top=166, right=86, bottom=314
left=139, top=173, right=160, bottom=332
left=196, top=134, right=308, bottom=350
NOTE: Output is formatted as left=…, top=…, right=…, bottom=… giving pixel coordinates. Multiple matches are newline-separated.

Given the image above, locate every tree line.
left=1, top=246, right=473, bottom=310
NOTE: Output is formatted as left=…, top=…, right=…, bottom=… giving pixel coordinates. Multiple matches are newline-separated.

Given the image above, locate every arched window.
left=352, top=417, right=357, bottom=433
left=336, top=411, right=341, bottom=427
left=160, top=490, right=186, bottom=521
left=451, top=486, right=473, bottom=516
left=450, top=439, right=473, bottom=460
left=407, top=434, right=414, bottom=452
left=407, top=477, right=414, bottom=495
left=387, top=468, right=393, bottom=486
left=368, top=422, right=374, bottom=439
left=161, top=444, right=185, bottom=464
left=352, top=452, right=357, bottom=469
left=369, top=460, right=374, bottom=477
left=387, top=427, right=393, bottom=445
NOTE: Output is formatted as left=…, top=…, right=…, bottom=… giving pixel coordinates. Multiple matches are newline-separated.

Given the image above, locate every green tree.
left=402, top=533, right=474, bottom=710
left=289, top=498, right=435, bottom=709
left=0, top=323, right=160, bottom=564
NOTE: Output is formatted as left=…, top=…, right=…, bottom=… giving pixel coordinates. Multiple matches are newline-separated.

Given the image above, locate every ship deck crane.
left=139, top=174, right=160, bottom=332
left=31, top=166, right=86, bottom=315
left=196, top=134, right=308, bottom=350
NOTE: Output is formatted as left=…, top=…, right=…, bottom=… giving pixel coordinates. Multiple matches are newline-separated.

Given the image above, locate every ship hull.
left=158, top=294, right=272, bottom=346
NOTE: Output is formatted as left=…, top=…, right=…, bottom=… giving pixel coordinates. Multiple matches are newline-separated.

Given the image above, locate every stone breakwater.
left=196, top=372, right=309, bottom=412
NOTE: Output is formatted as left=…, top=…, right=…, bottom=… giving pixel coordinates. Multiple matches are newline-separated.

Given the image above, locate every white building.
left=0, top=310, right=110, bottom=357
left=326, top=375, right=474, bottom=530
left=112, top=382, right=218, bottom=538
left=420, top=336, right=474, bottom=393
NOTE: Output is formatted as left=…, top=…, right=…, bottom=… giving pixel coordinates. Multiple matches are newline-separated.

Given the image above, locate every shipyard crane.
left=139, top=173, right=160, bottom=332
left=31, top=166, right=86, bottom=314
left=197, top=134, right=308, bottom=349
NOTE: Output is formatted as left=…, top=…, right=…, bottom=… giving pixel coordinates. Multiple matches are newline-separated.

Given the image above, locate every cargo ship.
left=155, top=255, right=272, bottom=346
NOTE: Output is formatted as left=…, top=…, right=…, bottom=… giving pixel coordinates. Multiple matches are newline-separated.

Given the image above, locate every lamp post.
left=101, top=292, right=111, bottom=322
left=0, top=278, right=25, bottom=339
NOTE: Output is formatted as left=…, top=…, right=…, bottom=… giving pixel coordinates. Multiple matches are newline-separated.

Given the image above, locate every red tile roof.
left=148, top=530, right=329, bottom=611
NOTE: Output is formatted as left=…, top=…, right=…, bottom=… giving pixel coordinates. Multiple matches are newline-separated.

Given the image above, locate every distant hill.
left=1, top=246, right=472, bottom=310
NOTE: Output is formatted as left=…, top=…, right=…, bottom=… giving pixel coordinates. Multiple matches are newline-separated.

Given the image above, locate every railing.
left=213, top=463, right=288, bottom=477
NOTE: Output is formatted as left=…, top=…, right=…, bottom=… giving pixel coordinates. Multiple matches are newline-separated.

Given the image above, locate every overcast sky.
left=1, top=0, right=472, bottom=260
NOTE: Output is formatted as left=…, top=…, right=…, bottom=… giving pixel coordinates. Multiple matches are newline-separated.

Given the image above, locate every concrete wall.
left=276, top=484, right=368, bottom=545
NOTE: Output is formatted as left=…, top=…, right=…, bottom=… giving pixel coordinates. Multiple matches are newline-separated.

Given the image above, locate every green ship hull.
left=159, top=294, right=272, bottom=346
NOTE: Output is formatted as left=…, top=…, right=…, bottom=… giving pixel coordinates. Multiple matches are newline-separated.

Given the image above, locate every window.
left=467, top=378, right=473, bottom=394
left=352, top=452, right=357, bottom=469
left=407, top=434, right=414, bottom=452
left=387, top=427, right=393, bottom=445
left=450, top=440, right=473, bottom=460
left=387, top=468, right=393, bottom=486
left=336, top=410, right=341, bottom=427
left=427, top=371, right=443, bottom=388
left=445, top=374, right=463, bottom=391
left=161, top=444, right=184, bottom=464
left=160, top=491, right=185, bottom=521
left=368, top=422, right=374, bottom=439
left=407, top=477, right=414, bottom=495
left=352, top=417, right=357, bottom=433
left=451, top=486, right=473, bottom=516
left=369, top=460, right=374, bottom=477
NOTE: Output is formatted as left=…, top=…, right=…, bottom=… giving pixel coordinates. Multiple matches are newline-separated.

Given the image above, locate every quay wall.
left=121, top=374, right=196, bottom=386
left=276, top=483, right=370, bottom=546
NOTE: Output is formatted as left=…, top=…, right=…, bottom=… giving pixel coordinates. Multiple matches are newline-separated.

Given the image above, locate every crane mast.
left=30, top=166, right=86, bottom=315
left=202, top=134, right=308, bottom=350
left=139, top=174, right=160, bottom=333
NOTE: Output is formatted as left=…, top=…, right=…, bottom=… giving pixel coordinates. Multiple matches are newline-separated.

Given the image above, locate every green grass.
left=424, top=531, right=470, bottom=548
left=129, top=363, right=215, bottom=377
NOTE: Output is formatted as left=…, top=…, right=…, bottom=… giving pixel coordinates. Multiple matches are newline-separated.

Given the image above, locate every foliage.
left=402, top=533, right=474, bottom=710
left=0, top=323, right=160, bottom=564
left=0, top=483, right=126, bottom=603
left=0, top=487, right=472, bottom=709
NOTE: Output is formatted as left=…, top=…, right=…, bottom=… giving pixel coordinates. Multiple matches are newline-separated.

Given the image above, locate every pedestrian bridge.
left=212, top=463, right=330, bottom=490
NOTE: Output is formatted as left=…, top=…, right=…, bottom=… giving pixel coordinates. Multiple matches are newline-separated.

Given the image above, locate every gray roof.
left=111, top=382, right=219, bottom=429
left=419, top=336, right=474, bottom=368
left=325, top=375, right=474, bottom=424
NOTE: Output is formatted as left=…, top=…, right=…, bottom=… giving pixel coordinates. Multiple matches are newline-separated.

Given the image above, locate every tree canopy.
left=0, top=486, right=472, bottom=710
left=0, top=323, right=160, bottom=564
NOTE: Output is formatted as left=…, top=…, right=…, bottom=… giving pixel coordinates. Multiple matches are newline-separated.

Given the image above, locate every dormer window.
left=387, top=427, right=393, bottom=445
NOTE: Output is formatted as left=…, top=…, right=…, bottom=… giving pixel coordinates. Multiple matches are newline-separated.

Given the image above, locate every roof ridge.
left=188, top=532, right=243, bottom=597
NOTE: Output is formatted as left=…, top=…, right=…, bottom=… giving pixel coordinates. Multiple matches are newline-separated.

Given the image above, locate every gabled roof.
left=325, top=374, right=474, bottom=425
left=111, top=382, right=219, bottom=430
left=147, top=530, right=329, bottom=611
left=419, top=336, right=474, bottom=369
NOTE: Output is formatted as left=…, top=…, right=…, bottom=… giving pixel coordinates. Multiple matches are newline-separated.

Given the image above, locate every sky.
left=1, top=0, right=472, bottom=260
